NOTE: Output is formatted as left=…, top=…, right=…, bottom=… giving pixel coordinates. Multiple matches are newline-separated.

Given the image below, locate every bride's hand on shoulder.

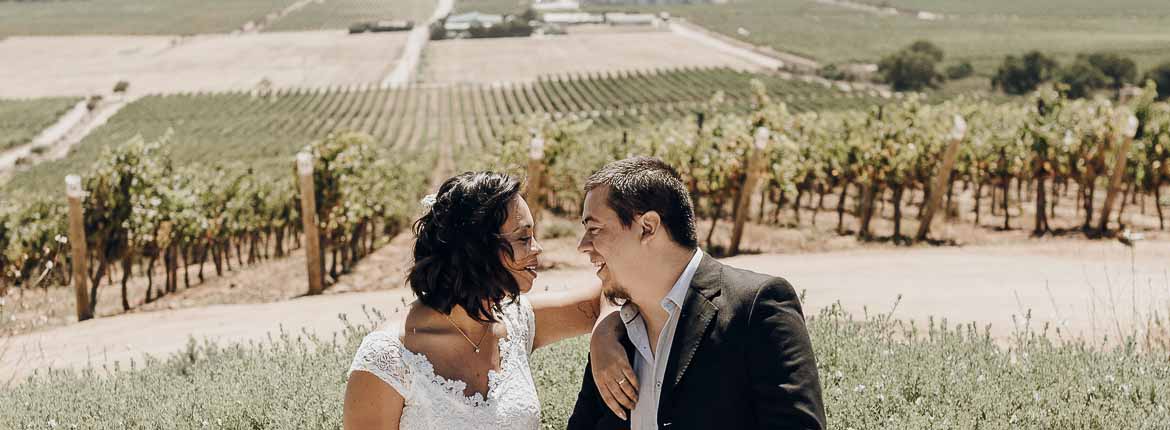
left=590, top=310, right=638, bottom=420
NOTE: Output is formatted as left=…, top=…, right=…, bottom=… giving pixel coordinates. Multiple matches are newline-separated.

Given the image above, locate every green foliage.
left=878, top=41, right=944, bottom=91
left=0, top=0, right=295, bottom=36
left=467, top=18, right=534, bottom=39
left=906, top=40, right=945, bottom=63
left=0, top=70, right=878, bottom=290
left=945, top=61, right=974, bottom=80
left=0, top=129, right=428, bottom=295
left=1058, top=58, right=1109, bottom=99
left=1146, top=62, right=1170, bottom=101
left=2, top=304, right=1167, bottom=428
left=816, top=64, right=852, bottom=82
left=1085, top=52, right=1138, bottom=91
left=587, top=0, right=1170, bottom=80
left=429, top=20, right=447, bottom=40
left=993, top=51, right=1059, bottom=95
left=0, top=97, right=79, bottom=152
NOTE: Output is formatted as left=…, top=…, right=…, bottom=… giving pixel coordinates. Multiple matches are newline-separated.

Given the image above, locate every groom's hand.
left=589, top=312, right=638, bottom=420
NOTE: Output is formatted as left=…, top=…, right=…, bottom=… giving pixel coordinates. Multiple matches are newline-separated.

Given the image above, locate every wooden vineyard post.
left=730, top=127, right=770, bottom=256
left=65, top=175, right=93, bottom=321
left=916, top=114, right=967, bottom=242
left=1098, top=113, right=1139, bottom=233
left=527, top=135, right=545, bottom=229
left=297, top=152, right=324, bottom=296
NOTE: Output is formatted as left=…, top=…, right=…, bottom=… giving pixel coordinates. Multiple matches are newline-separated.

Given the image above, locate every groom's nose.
left=576, top=234, right=592, bottom=254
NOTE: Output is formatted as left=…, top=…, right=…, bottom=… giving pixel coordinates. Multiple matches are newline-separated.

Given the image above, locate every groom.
left=569, top=157, right=826, bottom=429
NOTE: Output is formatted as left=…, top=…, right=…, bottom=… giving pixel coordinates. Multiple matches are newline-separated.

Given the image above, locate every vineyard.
left=475, top=80, right=1169, bottom=253
left=4, top=70, right=1167, bottom=324
left=0, top=0, right=296, bottom=36
left=4, top=67, right=882, bottom=195
left=0, top=97, right=79, bottom=152
left=595, top=0, right=1170, bottom=74
left=0, top=67, right=877, bottom=323
left=263, top=0, right=437, bottom=32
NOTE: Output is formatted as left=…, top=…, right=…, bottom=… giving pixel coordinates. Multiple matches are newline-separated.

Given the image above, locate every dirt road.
left=2, top=240, right=1165, bottom=384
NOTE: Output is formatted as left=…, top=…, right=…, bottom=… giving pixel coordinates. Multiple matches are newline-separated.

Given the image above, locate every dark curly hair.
left=408, top=171, right=522, bottom=323
left=584, top=156, right=698, bottom=248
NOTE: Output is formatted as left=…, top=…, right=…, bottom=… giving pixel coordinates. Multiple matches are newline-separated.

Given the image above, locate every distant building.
left=533, top=0, right=581, bottom=11
left=543, top=12, right=605, bottom=25
left=444, top=12, right=505, bottom=32
left=584, top=0, right=711, bottom=5
left=604, top=12, right=658, bottom=26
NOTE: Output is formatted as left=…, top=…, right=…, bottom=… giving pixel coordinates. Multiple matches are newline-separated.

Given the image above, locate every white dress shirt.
left=620, top=248, right=703, bottom=430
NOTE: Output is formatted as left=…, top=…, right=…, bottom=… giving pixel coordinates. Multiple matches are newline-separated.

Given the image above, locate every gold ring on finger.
left=617, top=378, right=628, bottom=386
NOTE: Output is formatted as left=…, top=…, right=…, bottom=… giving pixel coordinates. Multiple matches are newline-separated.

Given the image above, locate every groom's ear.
left=638, top=211, right=661, bottom=244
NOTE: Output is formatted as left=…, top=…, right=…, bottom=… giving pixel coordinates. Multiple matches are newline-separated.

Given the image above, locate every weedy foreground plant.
left=2, top=301, right=1167, bottom=429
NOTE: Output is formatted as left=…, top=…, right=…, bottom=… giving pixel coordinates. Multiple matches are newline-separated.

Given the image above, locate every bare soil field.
left=419, top=30, right=765, bottom=85
left=0, top=31, right=407, bottom=98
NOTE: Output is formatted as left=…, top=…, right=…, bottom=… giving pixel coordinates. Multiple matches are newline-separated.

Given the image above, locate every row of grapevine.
left=0, top=97, right=80, bottom=152
left=0, top=67, right=884, bottom=301
left=0, top=131, right=431, bottom=318
left=475, top=80, right=1169, bottom=251
left=5, top=67, right=878, bottom=196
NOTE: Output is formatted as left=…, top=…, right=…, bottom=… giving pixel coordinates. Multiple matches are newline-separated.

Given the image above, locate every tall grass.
left=2, top=303, right=1167, bottom=429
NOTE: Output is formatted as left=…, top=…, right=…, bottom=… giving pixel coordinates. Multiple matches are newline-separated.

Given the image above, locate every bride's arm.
left=529, top=281, right=606, bottom=349
left=343, top=372, right=403, bottom=429
left=529, top=282, right=638, bottom=417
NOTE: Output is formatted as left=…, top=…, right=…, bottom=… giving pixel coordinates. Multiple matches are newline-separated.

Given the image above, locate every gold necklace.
left=445, top=312, right=491, bottom=353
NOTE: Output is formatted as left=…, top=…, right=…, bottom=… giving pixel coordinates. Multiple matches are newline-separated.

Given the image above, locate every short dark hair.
left=583, top=156, right=698, bottom=248
left=409, top=171, right=521, bottom=323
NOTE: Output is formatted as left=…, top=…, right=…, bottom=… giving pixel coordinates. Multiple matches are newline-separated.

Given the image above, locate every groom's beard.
left=601, top=281, right=632, bottom=306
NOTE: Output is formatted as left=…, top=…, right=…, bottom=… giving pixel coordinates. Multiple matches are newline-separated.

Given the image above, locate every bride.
left=343, top=171, right=637, bottom=429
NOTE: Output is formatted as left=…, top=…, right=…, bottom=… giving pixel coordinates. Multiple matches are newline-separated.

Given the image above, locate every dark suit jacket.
left=567, top=254, right=826, bottom=430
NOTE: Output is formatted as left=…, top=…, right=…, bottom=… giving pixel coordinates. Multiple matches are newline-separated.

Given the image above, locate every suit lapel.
left=658, top=255, right=722, bottom=418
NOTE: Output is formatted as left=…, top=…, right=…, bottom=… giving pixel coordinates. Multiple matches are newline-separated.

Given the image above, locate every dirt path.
left=673, top=18, right=819, bottom=71
left=383, top=0, right=453, bottom=87
left=0, top=93, right=136, bottom=182
left=3, top=239, right=1165, bottom=384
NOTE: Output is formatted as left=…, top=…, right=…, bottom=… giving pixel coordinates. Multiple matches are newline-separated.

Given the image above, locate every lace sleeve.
left=348, top=331, right=411, bottom=397
left=518, top=295, right=536, bottom=355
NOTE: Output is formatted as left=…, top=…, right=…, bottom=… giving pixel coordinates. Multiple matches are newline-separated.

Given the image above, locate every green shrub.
left=993, top=51, right=1059, bottom=95
left=945, top=61, right=974, bottom=80
left=1146, top=62, right=1170, bottom=101
left=1084, top=52, right=1137, bottom=92
left=1058, top=58, right=1109, bottom=99
left=3, top=304, right=1167, bottom=429
left=878, top=41, right=944, bottom=91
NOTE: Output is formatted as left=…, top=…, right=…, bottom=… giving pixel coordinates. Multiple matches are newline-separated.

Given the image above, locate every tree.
left=429, top=21, right=446, bottom=40
left=1146, top=62, right=1170, bottom=100
left=907, top=40, right=945, bottom=63
left=945, top=61, right=974, bottom=80
left=992, top=51, right=1058, bottom=95
left=878, top=42, right=944, bottom=91
left=1084, top=52, right=1136, bottom=93
left=1058, top=59, right=1108, bottom=99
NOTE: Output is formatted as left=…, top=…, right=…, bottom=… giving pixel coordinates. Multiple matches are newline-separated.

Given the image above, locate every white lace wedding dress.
left=348, top=296, right=541, bottom=429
